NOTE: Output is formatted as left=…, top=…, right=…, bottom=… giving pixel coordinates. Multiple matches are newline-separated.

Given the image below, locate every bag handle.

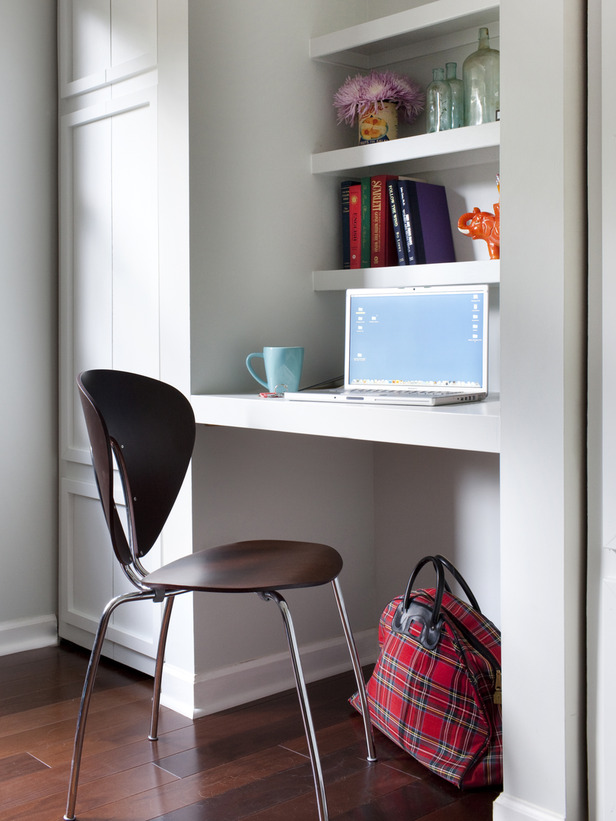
left=394, top=555, right=482, bottom=650
left=434, top=554, right=481, bottom=613
left=392, top=556, right=445, bottom=649
left=402, top=555, right=445, bottom=621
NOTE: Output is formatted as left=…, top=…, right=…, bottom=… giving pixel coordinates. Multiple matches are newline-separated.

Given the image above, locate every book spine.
left=349, top=184, right=362, bottom=269
left=360, top=177, right=371, bottom=268
left=340, top=180, right=357, bottom=269
left=408, top=181, right=456, bottom=265
left=405, top=181, right=426, bottom=264
left=370, top=175, right=397, bottom=267
left=387, top=180, right=408, bottom=266
left=397, top=180, right=417, bottom=265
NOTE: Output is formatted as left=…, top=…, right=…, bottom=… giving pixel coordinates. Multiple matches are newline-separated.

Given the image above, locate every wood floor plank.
left=153, top=711, right=306, bottom=777
left=0, top=680, right=152, bottom=740
left=0, top=762, right=179, bottom=821
left=75, top=745, right=308, bottom=820
left=0, top=643, right=146, bottom=716
left=0, top=700, right=192, bottom=767
left=0, top=751, right=49, bottom=780
left=156, top=750, right=415, bottom=821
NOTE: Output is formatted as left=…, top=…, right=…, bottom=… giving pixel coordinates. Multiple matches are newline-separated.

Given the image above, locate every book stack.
left=340, top=176, right=456, bottom=269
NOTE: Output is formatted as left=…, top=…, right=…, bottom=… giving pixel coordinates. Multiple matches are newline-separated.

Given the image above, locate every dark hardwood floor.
left=0, top=642, right=500, bottom=819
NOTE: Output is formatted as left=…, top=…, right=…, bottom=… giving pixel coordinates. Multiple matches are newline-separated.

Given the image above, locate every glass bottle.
left=446, top=62, right=464, bottom=129
left=463, top=27, right=500, bottom=126
left=426, top=68, right=451, bottom=133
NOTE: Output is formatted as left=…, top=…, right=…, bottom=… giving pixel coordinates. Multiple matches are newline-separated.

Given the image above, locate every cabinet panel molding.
left=59, top=0, right=157, bottom=99
left=59, top=87, right=159, bottom=463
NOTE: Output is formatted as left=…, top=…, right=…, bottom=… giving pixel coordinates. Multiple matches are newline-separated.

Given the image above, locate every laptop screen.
left=345, top=285, right=489, bottom=391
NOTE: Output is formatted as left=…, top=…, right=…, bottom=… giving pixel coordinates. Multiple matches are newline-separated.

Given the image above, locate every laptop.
left=285, top=284, right=489, bottom=406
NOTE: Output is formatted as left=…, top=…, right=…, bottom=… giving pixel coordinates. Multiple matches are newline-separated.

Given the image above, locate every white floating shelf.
left=310, top=0, right=500, bottom=68
left=312, top=259, right=500, bottom=291
left=311, top=122, right=500, bottom=177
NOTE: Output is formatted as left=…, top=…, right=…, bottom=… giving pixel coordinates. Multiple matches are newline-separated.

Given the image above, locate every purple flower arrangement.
left=333, top=70, right=425, bottom=126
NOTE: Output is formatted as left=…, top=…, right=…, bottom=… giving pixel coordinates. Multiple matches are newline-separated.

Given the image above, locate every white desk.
left=191, top=393, right=500, bottom=454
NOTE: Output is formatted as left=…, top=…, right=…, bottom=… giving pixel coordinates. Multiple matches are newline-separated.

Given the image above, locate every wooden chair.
left=64, top=369, right=376, bottom=821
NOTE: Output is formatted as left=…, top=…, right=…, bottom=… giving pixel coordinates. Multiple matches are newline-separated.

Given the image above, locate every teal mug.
left=246, top=346, right=304, bottom=393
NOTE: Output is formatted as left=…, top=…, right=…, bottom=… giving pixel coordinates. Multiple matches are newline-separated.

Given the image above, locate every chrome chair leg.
left=262, top=591, right=329, bottom=821
left=149, top=594, right=176, bottom=741
left=331, top=578, right=377, bottom=762
left=64, top=591, right=151, bottom=821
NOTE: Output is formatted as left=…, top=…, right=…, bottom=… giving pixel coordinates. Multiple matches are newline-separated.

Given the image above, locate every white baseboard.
left=0, top=615, right=58, bottom=656
left=493, top=794, right=565, bottom=821
left=160, top=627, right=378, bottom=719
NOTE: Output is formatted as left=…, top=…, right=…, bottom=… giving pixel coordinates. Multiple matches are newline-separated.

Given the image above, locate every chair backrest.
left=77, top=370, right=196, bottom=568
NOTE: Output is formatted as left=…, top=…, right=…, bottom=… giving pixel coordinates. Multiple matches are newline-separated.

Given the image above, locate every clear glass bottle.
left=426, top=68, right=451, bottom=133
left=463, top=27, right=500, bottom=126
left=446, top=62, right=464, bottom=129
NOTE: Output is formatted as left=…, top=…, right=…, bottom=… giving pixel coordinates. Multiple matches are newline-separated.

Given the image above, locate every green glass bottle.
left=426, top=68, right=451, bottom=133
left=463, top=27, right=500, bottom=126
left=446, top=62, right=464, bottom=129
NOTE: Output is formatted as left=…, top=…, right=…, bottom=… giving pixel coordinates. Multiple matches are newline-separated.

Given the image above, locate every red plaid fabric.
left=351, top=588, right=502, bottom=788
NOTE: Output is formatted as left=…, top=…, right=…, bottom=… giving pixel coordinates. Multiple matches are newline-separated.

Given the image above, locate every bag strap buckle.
left=391, top=598, right=443, bottom=650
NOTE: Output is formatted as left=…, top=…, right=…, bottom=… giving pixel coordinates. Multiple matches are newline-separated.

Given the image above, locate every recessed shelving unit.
left=194, top=0, right=501, bottom=455
left=310, top=5, right=500, bottom=299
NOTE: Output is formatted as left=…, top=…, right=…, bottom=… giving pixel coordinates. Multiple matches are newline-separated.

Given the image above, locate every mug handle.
left=245, top=352, right=268, bottom=389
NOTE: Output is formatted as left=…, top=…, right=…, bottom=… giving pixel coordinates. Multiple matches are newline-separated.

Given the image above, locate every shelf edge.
left=312, top=260, right=500, bottom=291
left=311, top=122, right=500, bottom=176
left=310, top=0, right=500, bottom=65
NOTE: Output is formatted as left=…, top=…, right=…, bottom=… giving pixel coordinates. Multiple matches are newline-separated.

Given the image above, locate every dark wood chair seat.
left=144, top=539, right=343, bottom=594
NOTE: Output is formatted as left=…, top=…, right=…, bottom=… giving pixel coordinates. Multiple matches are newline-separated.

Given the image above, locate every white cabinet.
left=58, top=0, right=193, bottom=678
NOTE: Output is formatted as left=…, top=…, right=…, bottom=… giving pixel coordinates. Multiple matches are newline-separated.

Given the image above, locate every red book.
left=348, top=184, right=362, bottom=269
left=370, top=175, right=398, bottom=267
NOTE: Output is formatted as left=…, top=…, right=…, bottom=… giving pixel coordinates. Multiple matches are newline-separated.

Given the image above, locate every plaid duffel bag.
left=351, top=554, right=502, bottom=788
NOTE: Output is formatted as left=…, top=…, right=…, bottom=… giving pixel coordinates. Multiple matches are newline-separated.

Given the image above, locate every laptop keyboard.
left=349, top=389, right=457, bottom=398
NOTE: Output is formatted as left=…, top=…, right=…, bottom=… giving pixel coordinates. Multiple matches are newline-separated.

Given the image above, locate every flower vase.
left=358, top=101, right=398, bottom=144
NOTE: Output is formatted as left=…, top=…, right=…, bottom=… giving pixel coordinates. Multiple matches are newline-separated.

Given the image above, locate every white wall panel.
left=61, top=90, right=158, bottom=462
left=111, top=0, right=156, bottom=68
left=111, top=97, right=159, bottom=376
left=69, top=0, right=110, bottom=84
left=60, top=0, right=157, bottom=97
left=60, top=480, right=113, bottom=635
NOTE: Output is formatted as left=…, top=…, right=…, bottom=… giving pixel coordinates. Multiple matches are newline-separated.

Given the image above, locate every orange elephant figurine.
left=457, top=202, right=500, bottom=259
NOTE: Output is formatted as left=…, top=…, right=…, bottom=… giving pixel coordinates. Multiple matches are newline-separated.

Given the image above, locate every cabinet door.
left=58, top=0, right=164, bottom=670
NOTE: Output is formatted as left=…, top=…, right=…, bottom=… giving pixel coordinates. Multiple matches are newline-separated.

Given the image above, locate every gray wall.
left=0, top=0, right=58, bottom=646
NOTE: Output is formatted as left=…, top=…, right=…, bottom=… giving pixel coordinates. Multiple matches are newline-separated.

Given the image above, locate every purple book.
left=405, top=180, right=455, bottom=264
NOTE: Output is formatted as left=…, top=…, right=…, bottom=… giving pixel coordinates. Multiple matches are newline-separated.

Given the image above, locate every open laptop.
left=285, top=284, right=489, bottom=406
